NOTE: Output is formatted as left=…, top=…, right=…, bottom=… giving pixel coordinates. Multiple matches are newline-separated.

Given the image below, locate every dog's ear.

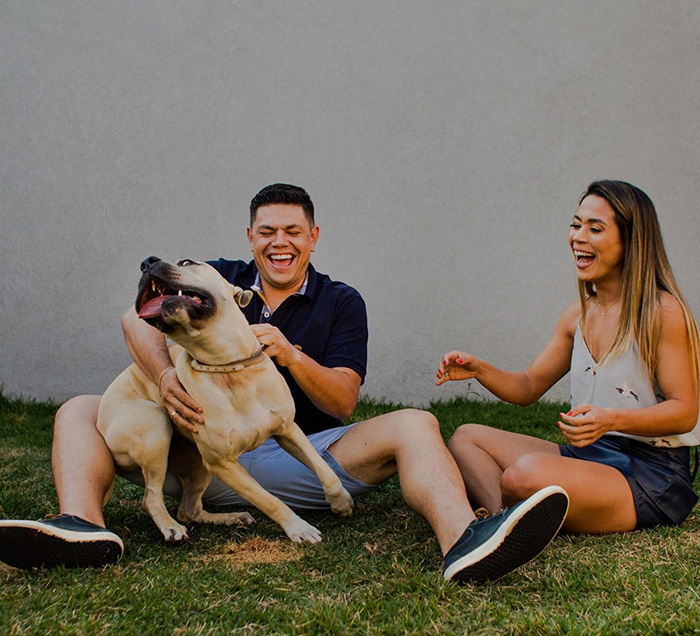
left=233, top=287, right=254, bottom=308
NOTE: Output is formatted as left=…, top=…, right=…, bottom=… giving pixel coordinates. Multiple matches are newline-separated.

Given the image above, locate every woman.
left=437, top=180, right=699, bottom=533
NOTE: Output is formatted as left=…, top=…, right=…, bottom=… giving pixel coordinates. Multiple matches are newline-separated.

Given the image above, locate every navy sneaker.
left=443, top=485, right=569, bottom=583
left=0, top=515, right=124, bottom=569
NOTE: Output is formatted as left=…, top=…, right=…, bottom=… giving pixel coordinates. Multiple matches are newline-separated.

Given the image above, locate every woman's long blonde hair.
left=578, top=180, right=700, bottom=387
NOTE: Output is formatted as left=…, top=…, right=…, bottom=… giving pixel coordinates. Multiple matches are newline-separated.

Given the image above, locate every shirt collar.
left=251, top=271, right=310, bottom=297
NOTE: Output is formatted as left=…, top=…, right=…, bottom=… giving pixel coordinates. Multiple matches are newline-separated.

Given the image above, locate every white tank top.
left=570, top=324, right=700, bottom=447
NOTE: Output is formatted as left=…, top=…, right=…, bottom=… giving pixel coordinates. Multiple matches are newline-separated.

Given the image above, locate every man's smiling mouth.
left=268, top=253, right=295, bottom=268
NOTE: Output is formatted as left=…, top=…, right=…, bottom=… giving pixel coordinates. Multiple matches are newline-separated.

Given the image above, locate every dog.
left=97, top=256, right=354, bottom=544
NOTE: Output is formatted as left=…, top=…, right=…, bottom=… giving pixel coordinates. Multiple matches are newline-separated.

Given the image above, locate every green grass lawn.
left=1, top=394, right=699, bottom=635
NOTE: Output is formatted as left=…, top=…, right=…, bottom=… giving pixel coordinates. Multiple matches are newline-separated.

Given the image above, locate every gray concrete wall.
left=2, top=1, right=699, bottom=406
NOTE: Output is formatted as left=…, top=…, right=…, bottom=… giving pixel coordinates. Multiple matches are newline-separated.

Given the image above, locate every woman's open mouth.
left=574, top=250, right=595, bottom=268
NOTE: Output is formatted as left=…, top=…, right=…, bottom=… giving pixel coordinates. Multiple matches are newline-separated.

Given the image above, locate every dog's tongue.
left=138, top=295, right=168, bottom=319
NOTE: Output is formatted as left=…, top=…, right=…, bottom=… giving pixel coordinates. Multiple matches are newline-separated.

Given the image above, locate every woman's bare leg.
left=501, top=452, right=637, bottom=533
left=448, top=423, right=637, bottom=533
left=448, top=424, right=559, bottom=513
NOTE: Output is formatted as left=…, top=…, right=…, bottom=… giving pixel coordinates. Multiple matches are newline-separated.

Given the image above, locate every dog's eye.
left=178, top=259, right=197, bottom=267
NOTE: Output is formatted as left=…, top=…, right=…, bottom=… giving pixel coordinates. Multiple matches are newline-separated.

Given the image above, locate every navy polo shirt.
left=207, top=259, right=368, bottom=435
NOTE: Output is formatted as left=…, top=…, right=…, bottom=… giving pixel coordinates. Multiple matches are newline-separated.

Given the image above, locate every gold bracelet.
left=157, top=366, right=175, bottom=394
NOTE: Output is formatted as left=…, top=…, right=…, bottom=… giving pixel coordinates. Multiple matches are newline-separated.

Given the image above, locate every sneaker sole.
left=444, top=485, right=569, bottom=583
left=0, top=520, right=124, bottom=569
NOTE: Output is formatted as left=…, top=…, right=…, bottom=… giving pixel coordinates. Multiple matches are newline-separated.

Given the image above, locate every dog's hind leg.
left=274, top=423, right=354, bottom=518
left=168, top=436, right=255, bottom=528
left=206, top=459, right=323, bottom=543
left=100, top=400, right=189, bottom=542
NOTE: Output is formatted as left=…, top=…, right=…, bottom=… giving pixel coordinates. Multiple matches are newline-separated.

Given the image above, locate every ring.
left=171, top=410, right=178, bottom=418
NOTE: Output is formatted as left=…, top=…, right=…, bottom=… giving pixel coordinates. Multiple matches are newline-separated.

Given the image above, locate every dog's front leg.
left=135, top=416, right=189, bottom=542
left=206, top=459, right=323, bottom=543
left=140, top=458, right=190, bottom=543
left=275, top=423, right=354, bottom=518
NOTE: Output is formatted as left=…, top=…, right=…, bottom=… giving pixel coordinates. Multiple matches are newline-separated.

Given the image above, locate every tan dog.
left=97, top=257, right=354, bottom=544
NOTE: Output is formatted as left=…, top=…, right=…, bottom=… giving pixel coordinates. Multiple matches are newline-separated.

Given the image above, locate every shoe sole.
left=444, top=485, right=569, bottom=583
left=0, top=520, right=124, bottom=569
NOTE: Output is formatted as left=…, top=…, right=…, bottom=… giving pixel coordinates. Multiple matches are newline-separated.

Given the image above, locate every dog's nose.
left=140, top=256, right=161, bottom=272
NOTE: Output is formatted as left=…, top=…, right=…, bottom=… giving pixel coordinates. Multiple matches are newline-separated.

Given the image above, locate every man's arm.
left=251, top=323, right=361, bottom=420
left=121, top=307, right=204, bottom=432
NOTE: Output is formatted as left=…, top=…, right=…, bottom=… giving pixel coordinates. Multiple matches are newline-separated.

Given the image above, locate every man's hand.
left=251, top=324, right=303, bottom=368
left=158, top=367, right=204, bottom=434
left=251, top=323, right=360, bottom=420
left=436, top=351, right=481, bottom=386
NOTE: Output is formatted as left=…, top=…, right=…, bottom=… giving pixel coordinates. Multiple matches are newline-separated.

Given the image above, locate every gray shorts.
left=121, top=422, right=377, bottom=510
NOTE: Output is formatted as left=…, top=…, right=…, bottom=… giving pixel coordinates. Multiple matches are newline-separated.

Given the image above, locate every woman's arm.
left=436, top=302, right=579, bottom=406
left=559, top=295, right=699, bottom=445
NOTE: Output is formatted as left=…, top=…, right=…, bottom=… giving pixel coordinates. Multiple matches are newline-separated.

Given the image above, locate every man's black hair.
left=249, top=183, right=315, bottom=227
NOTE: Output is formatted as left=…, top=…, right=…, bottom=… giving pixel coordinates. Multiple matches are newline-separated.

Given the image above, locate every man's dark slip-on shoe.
left=443, top=485, right=569, bottom=584
left=0, top=514, right=124, bottom=569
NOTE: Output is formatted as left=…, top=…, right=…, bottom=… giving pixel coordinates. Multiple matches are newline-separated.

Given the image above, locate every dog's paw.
left=162, top=523, right=189, bottom=544
left=284, top=517, right=322, bottom=544
left=235, top=512, right=256, bottom=527
left=326, top=487, right=354, bottom=518
left=196, top=510, right=256, bottom=527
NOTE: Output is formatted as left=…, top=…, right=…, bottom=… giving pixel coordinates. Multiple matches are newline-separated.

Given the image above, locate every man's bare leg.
left=329, top=409, right=570, bottom=583
left=0, top=395, right=123, bottom=569
left=328, top=409, right=475, bottom=554
left=53, top=395, right=115, bottom=527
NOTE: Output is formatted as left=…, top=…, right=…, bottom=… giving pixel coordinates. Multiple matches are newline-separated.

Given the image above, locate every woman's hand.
left=558, top=404, right=615, bottom=447
left=436, top=351, right=481, bottom=386
left=158, top=367, right=204, bottom=434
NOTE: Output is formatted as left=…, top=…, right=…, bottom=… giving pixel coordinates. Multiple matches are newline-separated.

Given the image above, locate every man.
left=0, top=184, right=569, bottom=583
